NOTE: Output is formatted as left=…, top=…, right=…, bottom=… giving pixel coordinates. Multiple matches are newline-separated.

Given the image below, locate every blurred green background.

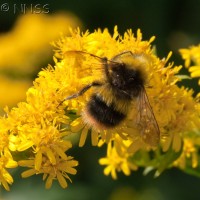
left=0, top=0, right=200, bottom=199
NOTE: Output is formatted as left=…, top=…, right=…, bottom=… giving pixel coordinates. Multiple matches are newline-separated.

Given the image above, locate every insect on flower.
left=60, top=50, right=160, bottom=147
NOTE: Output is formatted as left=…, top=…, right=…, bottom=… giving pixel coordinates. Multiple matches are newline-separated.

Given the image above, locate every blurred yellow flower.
left=0, top=75, right=31, bottom=111
left=0, top=12, right=81, bottom=73
left=0, top=12, right=81, bottom=111
left=180, top=44, right=200, bottom=84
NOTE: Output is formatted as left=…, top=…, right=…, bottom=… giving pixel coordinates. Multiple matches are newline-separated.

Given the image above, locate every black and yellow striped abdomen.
left=85, top=94, right=126, bottom=128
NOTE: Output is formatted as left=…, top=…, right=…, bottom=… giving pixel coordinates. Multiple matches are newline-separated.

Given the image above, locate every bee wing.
left=136, top=87, right=160, bottom=147
left=64, top=50, right=109, bottom=75
left=63, top=51, right=110, bottom=89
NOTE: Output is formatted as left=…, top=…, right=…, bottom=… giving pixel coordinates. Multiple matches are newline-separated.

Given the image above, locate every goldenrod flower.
left=19, top=154, right=78, bottom=189
left=0, top=65, right=79, bottom=189
left=0, top=118, right=18, bottom=191
left=99, top=135, right=138, bottom=179
left=53, top=27, right=199, bottom=149
left=0, top=149, right=17, bottom=191
left=180, top=44, right=200, bottom=84
left=173, top=138, right=199, bottom=170
left=0, top=27, right=200, bottom=190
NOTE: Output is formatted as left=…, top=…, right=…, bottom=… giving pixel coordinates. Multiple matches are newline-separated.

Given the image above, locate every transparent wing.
left=136, top=87, right=160, bottom=147
left=63, top=50, right=108, bottom=85
left=64, top=50, right=122, bottom=83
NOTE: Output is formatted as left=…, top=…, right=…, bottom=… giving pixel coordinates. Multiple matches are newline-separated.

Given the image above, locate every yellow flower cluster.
left=0, top=27, right=200, bottom=190
left=173, top=138, right=198, bottom=169
left=180, top=44, right=200, bottom=84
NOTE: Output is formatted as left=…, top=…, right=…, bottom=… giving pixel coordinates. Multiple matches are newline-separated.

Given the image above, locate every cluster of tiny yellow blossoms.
left=176, top=44, right=200, bottom=174
left=0, top=27, right=200, bottom=191
left=180, top=44, right=200, bottom=84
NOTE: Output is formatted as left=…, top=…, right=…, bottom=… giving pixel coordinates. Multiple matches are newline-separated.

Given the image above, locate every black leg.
left=57, top=81, right=102, bottom=107
left=65, top=81, right=102, bottom=100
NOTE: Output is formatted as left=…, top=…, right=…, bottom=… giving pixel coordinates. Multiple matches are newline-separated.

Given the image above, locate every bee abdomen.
left=84, top=94, right=126, bottom=128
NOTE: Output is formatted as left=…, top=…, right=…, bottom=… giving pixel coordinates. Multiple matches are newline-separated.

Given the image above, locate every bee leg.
left=66, top=81, right=102, bottom=100
left=57, top=81, right=102, bottom=107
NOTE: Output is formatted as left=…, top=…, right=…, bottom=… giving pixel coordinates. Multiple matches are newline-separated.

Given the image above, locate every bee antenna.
left=65, top=50, right=108, bottom=63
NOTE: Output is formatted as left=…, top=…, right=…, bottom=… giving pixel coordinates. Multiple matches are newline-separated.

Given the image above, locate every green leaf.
left=155, top=145, right=183, bottom=176
left=182, top=166, right=200, bottom=178
left=130, top=143, right=183, bottom=176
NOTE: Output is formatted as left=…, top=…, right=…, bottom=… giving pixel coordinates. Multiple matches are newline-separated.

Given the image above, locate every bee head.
left=109, top=62, right=145, bottom=98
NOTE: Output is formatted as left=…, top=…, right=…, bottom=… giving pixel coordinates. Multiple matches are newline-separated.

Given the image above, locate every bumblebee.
left=62, top=51, right=160, bottom=146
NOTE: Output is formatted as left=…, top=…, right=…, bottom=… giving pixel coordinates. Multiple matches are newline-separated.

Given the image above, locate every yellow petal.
left=17, top=141, right=34, bottom=151
left=35, top=150, right=42, bottom=170
left=79, top=127, right=88, bottom=147
left=91, top=129, right=99, bottom=146
left=57, top=171, right=68, bottom=188
left=45, top=175, right=54, bottom=189
left=43, top=147, right=56, bottom=165
left=5, top=160, right=18, bottom=168
left=21, top=169, right=36, bottom=178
